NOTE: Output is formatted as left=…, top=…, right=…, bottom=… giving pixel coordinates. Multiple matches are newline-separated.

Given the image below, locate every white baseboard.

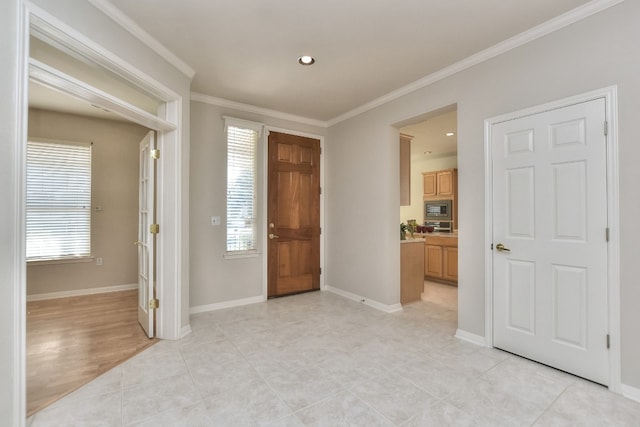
left=27, top=283, right=138, bottom=301
left=324, top=285, right=403, bottom=314
left=190, top=295, right=266, bottom=314
left=455, top=329, right=488, bottom=346
left=180, top=324, right=192, bottom=338
left=621, top=384, right=640, bottom=403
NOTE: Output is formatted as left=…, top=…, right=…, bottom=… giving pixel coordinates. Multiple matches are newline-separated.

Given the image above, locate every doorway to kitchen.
left=397, top=105, right=458, bottom=321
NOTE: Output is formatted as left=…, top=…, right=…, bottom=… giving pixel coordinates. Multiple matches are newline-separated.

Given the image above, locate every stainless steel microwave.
left=424, top=200, right=452, bottom=222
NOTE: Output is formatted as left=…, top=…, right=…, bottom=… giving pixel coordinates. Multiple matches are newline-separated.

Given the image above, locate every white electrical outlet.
left=211, top=216, right=221, bottom=226
left=96, top=257, right=103, bottom=266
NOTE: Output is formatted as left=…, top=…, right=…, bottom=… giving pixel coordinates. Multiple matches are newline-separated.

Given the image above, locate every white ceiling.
left=401, top=109, right=458, bottom=160
left=104, top=0, right=592, bottom=122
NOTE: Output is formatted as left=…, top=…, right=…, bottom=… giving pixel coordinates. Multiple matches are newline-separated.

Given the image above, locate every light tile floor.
left=28, top=285, right=640, bottom=426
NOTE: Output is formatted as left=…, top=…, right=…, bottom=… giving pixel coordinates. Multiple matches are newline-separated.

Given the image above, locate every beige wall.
left=400, top=154, right=457, bottom=224
left=27, top=108, right=148, bottom=296
left=325, top=1, right=640, bottom=389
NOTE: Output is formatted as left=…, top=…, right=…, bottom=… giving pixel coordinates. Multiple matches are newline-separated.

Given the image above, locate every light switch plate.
left=211, top=216, right=221, bottom=226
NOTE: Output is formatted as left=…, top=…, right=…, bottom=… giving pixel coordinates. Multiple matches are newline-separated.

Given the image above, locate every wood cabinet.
left=424, top=244, right=443, bottom=278
left=423, top=235, right=458, bottom=284
left=423, top=173, right=437, bottom=198
left=443, top=246, right=458, bottom=282
left=401, top=240, right=425, bottom=304
left=423, top=169, right=456, bottom=199
left=399, top=133, right=413, bottom=206
left=423, top=168, right=458, bottom=231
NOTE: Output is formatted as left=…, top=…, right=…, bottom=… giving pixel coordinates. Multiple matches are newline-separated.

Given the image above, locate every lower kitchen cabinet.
left=443, top=246, right=458, bottom=282
left=423, top=235, right=458, bottom=285
left=401, top=240, right=425, bottom=304
left=424, top=245, right=443, bottom=278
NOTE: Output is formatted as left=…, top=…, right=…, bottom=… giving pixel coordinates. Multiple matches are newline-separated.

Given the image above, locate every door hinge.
left=150, top=223, right=160, bottom=234
left=319, top=187, right=322, bottom=195
left=319, top=267, right=322, bottom=275
left=606, top=227, right=610, bottom=242
left=149, top=298, right=159, bottom=310
left=151, top=149, right=160, bottom=159
left=319, top=227, right=322, bottom=235
left=604, top=121, right=608, bottom=136
left=606, top=334, right=610, bottom=349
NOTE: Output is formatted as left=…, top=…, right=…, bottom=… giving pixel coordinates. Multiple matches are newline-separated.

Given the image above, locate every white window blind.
left=26, top=140, right=92, bottom=260
left=226, top=121, right=259, bottom=253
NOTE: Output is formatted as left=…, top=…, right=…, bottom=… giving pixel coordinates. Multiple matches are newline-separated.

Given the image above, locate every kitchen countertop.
left=413, top=231, right=458, bottom=238
left=401, top=237, right=425, bottom=244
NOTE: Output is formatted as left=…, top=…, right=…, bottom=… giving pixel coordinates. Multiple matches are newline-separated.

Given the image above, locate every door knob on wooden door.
left=268, top=233, right=280, bottom=239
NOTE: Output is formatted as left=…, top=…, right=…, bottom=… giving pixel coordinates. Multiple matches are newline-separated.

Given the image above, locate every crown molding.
left=91, top=0, right=623, bottom=128
left=191, top=92, right=328, bottom=128
left=87, top=0, right=196, bottom=79
left=326, top=0, right=624, bottom=126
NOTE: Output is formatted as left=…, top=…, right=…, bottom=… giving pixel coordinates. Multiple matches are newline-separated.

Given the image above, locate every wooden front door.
left=267, top=131, right=321, bottom=297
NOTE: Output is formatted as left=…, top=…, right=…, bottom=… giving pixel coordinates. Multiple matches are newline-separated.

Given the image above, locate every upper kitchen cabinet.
left=399, top=133, right=413, bottom=206
left=423, top=168, right=457, bottom=200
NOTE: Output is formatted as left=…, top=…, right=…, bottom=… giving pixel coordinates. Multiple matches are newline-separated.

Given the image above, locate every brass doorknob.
left=268, top=233, right=280, bottom=239
left=496, top=243, right=511, bottom=252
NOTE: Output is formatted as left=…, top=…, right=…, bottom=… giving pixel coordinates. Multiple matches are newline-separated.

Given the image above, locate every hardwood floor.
left=26, top=289, right=157, bottom=417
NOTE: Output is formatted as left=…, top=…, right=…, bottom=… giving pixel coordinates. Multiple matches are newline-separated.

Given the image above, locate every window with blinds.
left=226, top=125, right=258, bottom=253
left=26, top=140, right=92, bottom=261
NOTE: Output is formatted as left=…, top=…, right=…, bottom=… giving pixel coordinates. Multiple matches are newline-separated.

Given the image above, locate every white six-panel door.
left=137, top=131, right=155, bottom=338
left=491, top=98, right=609, bottom=385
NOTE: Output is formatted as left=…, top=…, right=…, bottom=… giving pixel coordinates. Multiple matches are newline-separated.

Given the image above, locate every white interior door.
left=137, top=131, right=155, bottom=338
left=492, top=98, right=609, bottom=385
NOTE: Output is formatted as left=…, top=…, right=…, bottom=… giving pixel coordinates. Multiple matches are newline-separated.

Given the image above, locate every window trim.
left=223, top=116, right=264, bottom=258
left=27, top=256, right=95, bottom=266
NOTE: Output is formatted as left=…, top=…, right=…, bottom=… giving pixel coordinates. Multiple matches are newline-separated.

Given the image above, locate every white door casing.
left=491, top=97, right=609, bottom=385
left=137, top=131, right=155, bottom=338
left=11, top=5, right=186, bottom=426
left=26, top=1, right=185, bottom=340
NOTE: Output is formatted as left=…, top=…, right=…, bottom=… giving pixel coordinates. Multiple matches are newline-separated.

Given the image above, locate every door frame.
left=22, top=2, right=184, bottom=340
left=13, top=2, right=186, bottom=421
left=483, top=86, right=620, bottom=392
left=262, top=126, right=325, bottom=298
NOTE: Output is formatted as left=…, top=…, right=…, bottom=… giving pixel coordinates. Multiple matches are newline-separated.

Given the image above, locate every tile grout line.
left=216, top=321, right=303, bottom=424
left=120, top=367, right=124, bottom=426
left=527, top=385, right=572, bottom=427
left=175, top=341, right=210, bottom=423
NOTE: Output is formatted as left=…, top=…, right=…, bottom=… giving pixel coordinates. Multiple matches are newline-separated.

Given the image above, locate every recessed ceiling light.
left=446, top=132, right=455, bottom=137
left=298, top=55, right=315, bottom=66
